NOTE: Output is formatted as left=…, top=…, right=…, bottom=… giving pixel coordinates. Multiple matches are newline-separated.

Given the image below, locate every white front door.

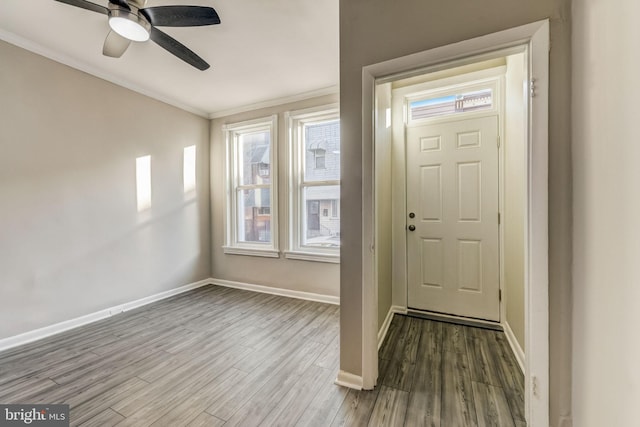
left=406, top=115, right=500, bottom=321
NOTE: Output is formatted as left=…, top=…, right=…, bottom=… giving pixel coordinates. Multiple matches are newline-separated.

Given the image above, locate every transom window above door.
left=410, top=88, right=493, bottom=121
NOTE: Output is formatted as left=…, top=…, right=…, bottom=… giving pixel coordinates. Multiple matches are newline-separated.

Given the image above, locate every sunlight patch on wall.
left=183, top=145, right=196, bottom=193
left=136, top=155, right=152, bottom=212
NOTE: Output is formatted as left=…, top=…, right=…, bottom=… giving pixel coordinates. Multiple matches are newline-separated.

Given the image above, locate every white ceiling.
left=0, top=0, right=339, bottom=117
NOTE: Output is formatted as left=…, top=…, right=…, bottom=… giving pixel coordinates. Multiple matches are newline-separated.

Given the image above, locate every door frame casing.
left=360, top=20, right=549, bottom=425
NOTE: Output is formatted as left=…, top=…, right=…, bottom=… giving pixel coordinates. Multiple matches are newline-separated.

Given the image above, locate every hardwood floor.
left=377, top=315, right=525, bottom=426
left=0, top=286, right=525, bottom=426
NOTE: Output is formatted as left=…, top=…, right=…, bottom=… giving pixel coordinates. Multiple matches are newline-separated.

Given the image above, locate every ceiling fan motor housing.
left=108, top=3, right=151, bottom=42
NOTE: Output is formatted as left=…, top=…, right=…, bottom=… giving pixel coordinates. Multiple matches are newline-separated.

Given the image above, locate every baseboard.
left=335, top=370, right=363, bottom=390
left=503, top=321, right=525, bottom=373
left=377, top=305, right=406, bottom=350
left=0, top=278, right=212, bottom=353
left=210, top=278, right=339, bottom=305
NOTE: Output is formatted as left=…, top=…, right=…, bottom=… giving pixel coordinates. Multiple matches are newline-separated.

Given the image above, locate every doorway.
left=395, top=71, right=504, bottom=323
left=359, top=20, right=549, bottom=426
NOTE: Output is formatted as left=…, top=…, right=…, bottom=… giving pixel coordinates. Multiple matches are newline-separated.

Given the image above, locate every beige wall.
left=504, top=53, right=526, bottom=350
left=210, top=95, right=340, bottom=297
left=0, top=40, right=211, bottom=339
left=375, top=84, right=393, bottom=329
left=572, top=1, right=640, bottom=426
left=339, top=1, right=573, bottom=425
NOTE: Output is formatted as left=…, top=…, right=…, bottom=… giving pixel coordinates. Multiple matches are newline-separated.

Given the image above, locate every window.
left=223, top=116, right=278, bottom=257
left=409, top=88, right=493, bottom=120
left=313, top=149, right=326, bottom=169
left=286, top=106, right=340, bottom=263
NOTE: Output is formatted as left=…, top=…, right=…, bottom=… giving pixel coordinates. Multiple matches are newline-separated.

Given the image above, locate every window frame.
left=285, top=105, right=340, bottom=263
left=223, top=115, right=279, bottom=258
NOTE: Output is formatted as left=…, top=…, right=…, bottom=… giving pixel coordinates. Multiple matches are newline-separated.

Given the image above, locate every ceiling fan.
left=54, top=0, right=220, bottom=70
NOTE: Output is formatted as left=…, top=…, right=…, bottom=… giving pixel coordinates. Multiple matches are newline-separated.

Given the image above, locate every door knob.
left=408, top=225, right=416, bottom=231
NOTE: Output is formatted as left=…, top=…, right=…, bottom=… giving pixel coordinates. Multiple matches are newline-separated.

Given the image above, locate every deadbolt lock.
left=409, top=212, right=415, bottom=218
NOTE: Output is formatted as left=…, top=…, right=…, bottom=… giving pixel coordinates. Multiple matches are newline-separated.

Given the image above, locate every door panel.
left=420, top=165, right=442, bottom=221
left=421, top=238, right=444, bottom=288
left=407, top=115, right=500, bottom=321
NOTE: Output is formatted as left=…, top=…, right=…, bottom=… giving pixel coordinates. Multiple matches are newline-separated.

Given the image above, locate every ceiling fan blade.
left=141, top=6, right=220, bottom=27
left=108, top=0, right=131, bottom=10
left=103, top=31, right=131, bottom=58
left=54, top=0, right=108, bottom=15
left=149, top=27, right=209, bottom=70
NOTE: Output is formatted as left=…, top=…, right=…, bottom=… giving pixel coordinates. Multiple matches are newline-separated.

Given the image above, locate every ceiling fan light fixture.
left=108, top=8, right=151, bottom=42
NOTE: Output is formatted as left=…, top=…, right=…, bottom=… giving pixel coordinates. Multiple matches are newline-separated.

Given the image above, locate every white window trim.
left=285, top=104, right=340, bottom=263
left=223, top=115, right=279, bottom=258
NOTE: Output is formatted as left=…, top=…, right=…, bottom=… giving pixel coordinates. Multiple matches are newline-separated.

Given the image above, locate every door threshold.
left=406, top=309, right=503, bottom=331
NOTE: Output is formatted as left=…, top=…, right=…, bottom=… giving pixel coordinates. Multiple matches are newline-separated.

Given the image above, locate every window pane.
left=410, top=88, right=493, bottom=120
left=237, top=188, right=271, bottom=243
left=239, top=131, right=271, bottom=185
left=304, top=120, right=340, bottom=182
left=302, top=185, right=340, bottom=248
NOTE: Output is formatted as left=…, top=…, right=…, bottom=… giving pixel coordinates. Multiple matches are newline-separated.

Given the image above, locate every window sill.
left=284, top=251, right=340, bottom=264
left=223, top=246, right=280, bottom=258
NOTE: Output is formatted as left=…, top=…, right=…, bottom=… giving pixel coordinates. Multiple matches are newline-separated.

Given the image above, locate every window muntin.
left=287, top=107, right=340, bottom=262
left=224, top=116, right=278, bottom=256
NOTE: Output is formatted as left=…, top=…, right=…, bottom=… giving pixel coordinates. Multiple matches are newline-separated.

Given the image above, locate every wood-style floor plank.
left=472, top=381, right=516, bottom=427
left=443, top=322, right=467, bottom=354
left=381, top=316, right=420, bottom=392
left=466, top=333, right=503, bottom=387
left=295, top=372, right=349, bottom=427
left=185, top=412, right=226, bottom=427
left=367, top=385, right=408, bottom=427
left=69, top=377, right=150, bottom=426
left=148, top=368, right=246, bottom=427
left=329, top=389, right=379, bottom=426
left=0, top=287, right=525, bottom=427
left=442, top=350, right=478, bottom=427
left=258, top=365, right=331, bottom=426
left=78, top=408, right=125, bottom=427
left=221, top=340, right=325, bottom=426
left=405, top=321, right=442, bottom=427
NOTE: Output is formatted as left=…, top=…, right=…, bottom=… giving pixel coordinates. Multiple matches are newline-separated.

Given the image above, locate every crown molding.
left=208, top=85, right=339, bottom=119
left=0, top=28, right=210, bottom=119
